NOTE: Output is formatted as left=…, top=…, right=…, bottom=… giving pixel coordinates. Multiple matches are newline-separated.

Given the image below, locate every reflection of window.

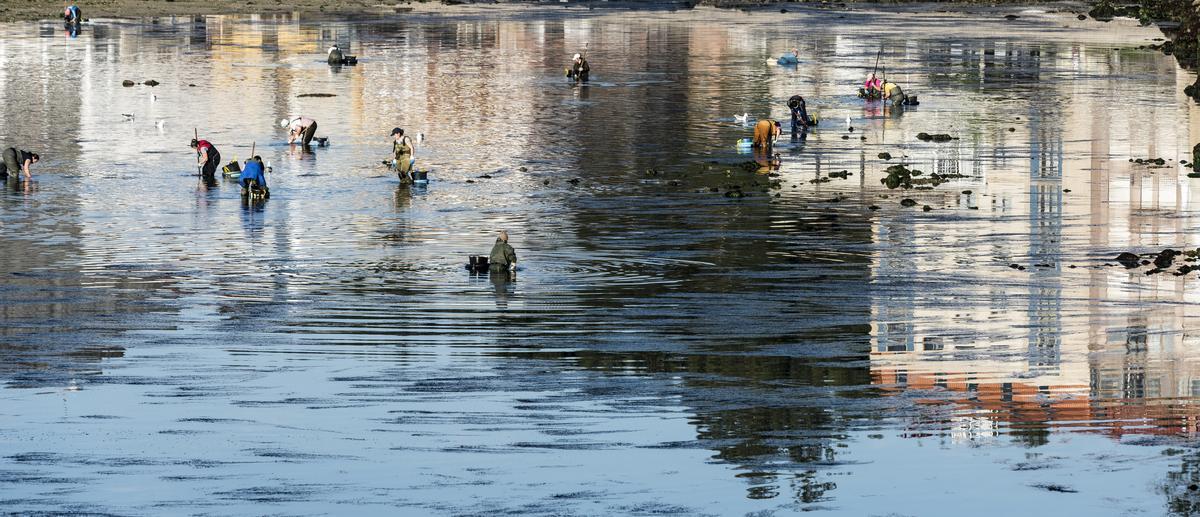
left=935, top=373, right=948, bottom=389
left=896, top=372, right=908, bottom=384
left=1190, top=380, right=1200, bottom=397
left=1001, top=383, right=1014, bottom=402
left=923, top=336, right=944, bottom=351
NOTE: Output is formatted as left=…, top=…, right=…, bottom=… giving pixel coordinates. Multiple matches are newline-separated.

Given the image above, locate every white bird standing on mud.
left=734, top=113, right=749, bottom=124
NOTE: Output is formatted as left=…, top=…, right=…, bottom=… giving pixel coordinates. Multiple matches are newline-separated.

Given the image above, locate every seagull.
left=734, top=113, right=749, bottom=124
left=150, top=93, right=157, bottom=102
left=845, top=115, right=852, bottom=129
left=122, top=113, right=135, bottom=121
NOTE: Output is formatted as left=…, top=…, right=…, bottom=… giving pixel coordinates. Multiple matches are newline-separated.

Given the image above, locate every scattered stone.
left=841, top=135, right=850, bottom=140
left=1010, top=263, right=1021, bottom=269
left=869, top=205, right=880, bottom=211
left=900, top=198, right=917, bottom=207
left=916, top=133, right=955, bottom=142
left=809, top=177, right=831, bottom=184
left=465, top=179, right=475, bottom=183
left=1077, top=13, right=1087, bottom=20
left=725, top=190, right=745, bottom=198
left=188, top=83, right=197, bottom=87
left=1008, top=127, right=1016, bottom=132
left=1154, top=248, right=1181, bottom=269
left=519, top=166, right=528, bottom=172
left=962, top=190, right=972, bottom=195
left=922, top=205, right=932, bottom=212
left=780, top=8, right=787, bottom=13
left=1115, top=252, right=1141, bottom=268
left=297, top=93, right=336, bottom=97
left=542, top=179, right=550, bottom=185
left=567, top=178, right=581, bottom=185
left=142, top=80, right=160, bottom=86
left=478, top=174, right=493, bottom=179
left=849, top=127, right=855, bottom=132
left=1063, top=189, right=1071, bottom=193
left=878, top=152, right=892, bottom=160
left=829, top=170, right=850, bottom=179
left=1005, top=14, right=1019, bottom=20
left=122, top=80, right=136, bottom=87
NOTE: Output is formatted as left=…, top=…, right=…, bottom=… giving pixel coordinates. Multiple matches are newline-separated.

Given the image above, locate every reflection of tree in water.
left=522, top=349, right=870, bottom=504
left=1162, top=451, right=1200, bottom=515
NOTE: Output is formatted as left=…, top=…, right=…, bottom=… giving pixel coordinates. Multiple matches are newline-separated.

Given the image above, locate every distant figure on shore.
left=390, top=127, right=418, bottom=181
left=489, top=231, right=518, bottom=273
left=0, top=148, right=38, bottom=181
left=190, top=138, right=220, bottom=180
left=239, top=156, right=268, bottom=199
left=787, top=95, right=814, bottom=132
left=282, top=116, right=318, bottom=147
left=752, top=119, right=781, bottom=150
left=63, top=5, right=81, bottom=25
left=566, top=53, right=589, bottom=82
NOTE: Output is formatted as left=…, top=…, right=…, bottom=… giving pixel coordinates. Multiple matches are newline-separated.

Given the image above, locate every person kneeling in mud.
left=0, top=147, right=38, bottom=181
left=752, top=119, right=781, bottom=150
left=390, top=127, right=418, bottom=181
left=239, top=156, right=269, bottom=199
left=282, top=116, right=318, bottom=147
left=489, top=231, right=517, bottom=274
left=190, top=139, right=220, bottom=180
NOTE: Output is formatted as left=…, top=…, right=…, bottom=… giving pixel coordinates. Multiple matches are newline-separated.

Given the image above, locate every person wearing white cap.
left=280, top=116, right=317, bottom=146
left=566, top=52, right=589, bottom=82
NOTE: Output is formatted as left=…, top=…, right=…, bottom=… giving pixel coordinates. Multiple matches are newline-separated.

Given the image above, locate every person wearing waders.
left=0, top=148, right=38, bottom=181
left=239, top=156, right=268, bottom=198
left=787, top=95, right=813, bottom=134
left=752, top=119, right=781, bottom=150
left=327, top=44, right=345, bottom=65
left=567, top=53, right=589, bottom=82
left=282, top=116, right=318, bottom=147
left=190, top=138, right=220, bottom=180
left=390, top=127, right=417, bottom=181
left=489, top=231, right=518, bottom=274
left=63, top=4, right=81, bottom=25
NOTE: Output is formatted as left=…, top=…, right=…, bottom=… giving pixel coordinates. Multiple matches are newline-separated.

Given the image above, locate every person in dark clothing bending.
left=567, top=53, right=590, bottom=82
left=489, top=231, right=518, bottom=273
left=787, top=95, right=814, bottom=133
left=0, top=148, right=38, bottom=181
left=190, top=138, right=221, bottom=180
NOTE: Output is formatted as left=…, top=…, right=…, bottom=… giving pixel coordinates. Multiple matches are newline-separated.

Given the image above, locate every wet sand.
left=1, top=4, right=1199, bottom=515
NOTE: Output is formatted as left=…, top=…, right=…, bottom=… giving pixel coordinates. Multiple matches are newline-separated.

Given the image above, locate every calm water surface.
left=2, top=6, right=1200, bottom=515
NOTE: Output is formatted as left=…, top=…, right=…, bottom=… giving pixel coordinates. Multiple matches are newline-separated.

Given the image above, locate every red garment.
left=195, top=140, right=213, bottom=152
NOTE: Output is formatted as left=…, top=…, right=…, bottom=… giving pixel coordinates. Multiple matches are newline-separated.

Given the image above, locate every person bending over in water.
left=567, top=53, right=590, bottom=82
left=281, top=116, right=318, bottom=147
left=0, top=148, right=38, bottom=181
left=190, top=138, right=220, bottom=180
left=752, top=119, right=781, bottom=150
left=863, top=73, right=882, bottom=97
left=63, top=4, right=81, bottom=25
left=239, top=156, right=269, bottom=198
left=327, top=44, right=345, bottom=65
left=489, top=231, right=518, bottom=273
left=882, top=79, right=906, bottom=106
left=390, top=127, right=418, bottom=181
left=787, top=95, right=814, bottom=131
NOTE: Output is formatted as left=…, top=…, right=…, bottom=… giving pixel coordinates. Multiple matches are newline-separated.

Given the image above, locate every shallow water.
left=2, top=6, right=1200, bottom=515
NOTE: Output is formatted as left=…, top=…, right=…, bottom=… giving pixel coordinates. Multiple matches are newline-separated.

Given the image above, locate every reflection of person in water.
left=752, top=148, right=781, bottom=174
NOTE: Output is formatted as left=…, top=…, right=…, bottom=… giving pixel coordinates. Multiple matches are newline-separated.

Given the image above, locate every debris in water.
left=298, top=93, right=337, bottom=97
left=900, top=198, right=917, bottom=207
left=878, top=152, right=892, bottom=160
left=122, top=80, right=136, bottom=87
left=143, top=80, right=160, bottom=86
left=1115, top=252, right=1141, bottom=269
